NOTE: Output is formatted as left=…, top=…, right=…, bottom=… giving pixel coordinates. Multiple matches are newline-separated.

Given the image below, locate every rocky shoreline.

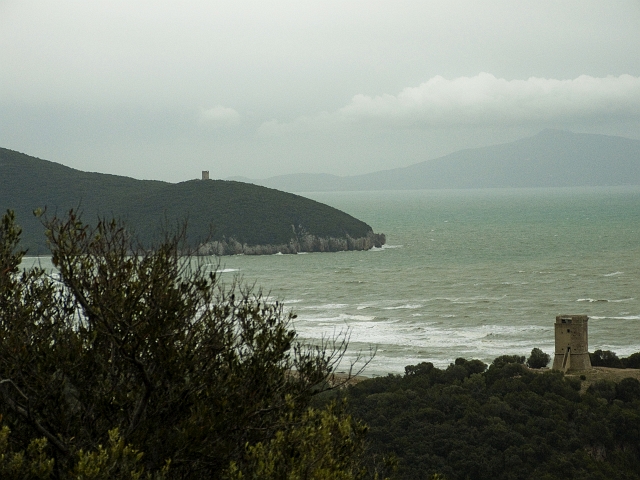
left=197, top=231, right=386, bottom=256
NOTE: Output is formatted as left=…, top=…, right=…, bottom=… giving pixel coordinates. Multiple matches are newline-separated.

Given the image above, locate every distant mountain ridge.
left=0, top=148, right=384, bottom=255
left=244, top=130, right=640, bottom=192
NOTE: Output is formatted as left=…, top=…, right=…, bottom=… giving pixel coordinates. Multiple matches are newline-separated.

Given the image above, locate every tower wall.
left=552, top=314, right=591, bottom=371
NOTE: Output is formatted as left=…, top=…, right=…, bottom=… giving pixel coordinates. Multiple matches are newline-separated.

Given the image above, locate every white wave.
left=356, top=305, right=369, bottom=310
left=382, top=244, right=403, bottom=249
left=297, top=252, right=309, bottom=255
left=218, top=268, right=240, bottom=273
left=368, top=246, right=385, bottom=252
left=273, top=252, right=284, bottom=255
left=283, top=299, right=303, bottom=304
left=611, top=298, right=635, bottom=303
left=301, top=304, right=349, bottom=310
left=384, top=304, right=423, bottom=310
left=604, top=271, right=623, bottom=277
left=590, top=315, right=640, bottom=320
left=577, top=298, right=609, bottom=303
left=338, top=314, right=376, bottom=321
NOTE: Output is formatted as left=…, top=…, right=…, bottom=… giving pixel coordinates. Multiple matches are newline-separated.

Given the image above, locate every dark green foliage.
left=338, top=355, right=640, bottom=480
left=589, top=350, right=640, bottom=369
left=587, top=380, right=618, bottom=404
left=527, top=348, right=551, bottom=369
left=0, top=210, right=372, bottom=479
left=615, top=378, right=640, bottom=403
left=454, top=358, right=488, bottom=375
left=590, top=350, right=623, bottom=368
left=0, top=148, right=381, bottom=254
left=491, top=354, right=526, bottom=368
left=622, top=353, right=640, bottom=369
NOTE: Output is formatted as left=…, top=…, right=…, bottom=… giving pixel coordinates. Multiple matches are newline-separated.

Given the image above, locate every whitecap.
left=301, top=304, right=349, bottom=310
left=384, top=304, right=423, bottom=310
left=382, top=244, right=403, bottom=249
left=604, top=271, right=623, bottom=277
left=338, top=314, right=376, bottom=321
left=577, top=298, right=609, bottom=303
left=218, top=268, right=240, bottom=273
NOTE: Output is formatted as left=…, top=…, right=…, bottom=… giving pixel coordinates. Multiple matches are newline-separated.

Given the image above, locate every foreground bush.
left=0, top=210, right=374, bottom=479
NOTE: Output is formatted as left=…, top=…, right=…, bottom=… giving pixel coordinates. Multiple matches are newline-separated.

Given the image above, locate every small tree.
left=590, top=350, right=623, bottom=368
left=0, top=210, right=371, bottom=478
left=491, top=355, right=525, bottom=369
left=622, top=352, right=640, bottom=369
left=526, top=348, right=550, bottom=369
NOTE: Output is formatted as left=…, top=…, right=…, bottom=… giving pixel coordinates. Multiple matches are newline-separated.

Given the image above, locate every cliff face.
left=198, top=231, right=386, bottom=255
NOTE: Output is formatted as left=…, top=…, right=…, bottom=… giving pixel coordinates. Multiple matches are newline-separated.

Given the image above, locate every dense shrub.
left=526, top=348, right=551, bottom=369
left=622, top=352, right=640, bottom=369
left=491, top=354, right=526, bottom=368
left=338, top=355, right=640, bottom=480
left=590, top=350, right=623, bottom=368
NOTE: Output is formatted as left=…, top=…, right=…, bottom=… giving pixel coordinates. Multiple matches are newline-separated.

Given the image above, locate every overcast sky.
left=1, top=1, right=639, bottom=182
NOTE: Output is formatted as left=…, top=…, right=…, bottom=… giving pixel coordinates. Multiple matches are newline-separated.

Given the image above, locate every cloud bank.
left=260, top=74, right=640, bottom=135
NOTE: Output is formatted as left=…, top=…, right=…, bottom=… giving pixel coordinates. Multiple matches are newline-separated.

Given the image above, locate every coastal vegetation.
left=0, top=147, right=384, bottom=255
left=320, top=355, right=640, bottom=480
left=590, top=350, right=640, bottom=369
left=0, top=210, right=383, bottom=479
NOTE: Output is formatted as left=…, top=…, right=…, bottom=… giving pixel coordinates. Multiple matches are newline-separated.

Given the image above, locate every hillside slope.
left=0, top=148, right=384, bottom=255
left=254, top=130, right=640, bottom=192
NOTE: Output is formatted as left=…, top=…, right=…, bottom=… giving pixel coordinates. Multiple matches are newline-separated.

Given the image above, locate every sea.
left=21, top=187, right=640, bottom=377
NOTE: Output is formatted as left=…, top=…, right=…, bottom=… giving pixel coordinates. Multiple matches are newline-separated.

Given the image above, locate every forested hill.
left=0, top=148, right=384, bottom=255
left=250, top=130, right=640, bottom=192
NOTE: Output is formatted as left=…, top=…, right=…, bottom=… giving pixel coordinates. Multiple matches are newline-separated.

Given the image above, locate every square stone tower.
left=552, top=315, right=592, bottom=371
left=202, top=171, right=210, bottom=180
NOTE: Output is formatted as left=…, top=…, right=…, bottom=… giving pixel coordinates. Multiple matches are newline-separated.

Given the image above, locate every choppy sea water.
left=22, top=187, right=640, bottom=376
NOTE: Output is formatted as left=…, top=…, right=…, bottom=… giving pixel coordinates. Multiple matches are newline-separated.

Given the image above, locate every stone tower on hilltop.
left=552, top=315, right=592, bottom=372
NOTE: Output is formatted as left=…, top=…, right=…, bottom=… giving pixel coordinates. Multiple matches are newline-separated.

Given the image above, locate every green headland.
left=0, top=147, right=385, bottom=255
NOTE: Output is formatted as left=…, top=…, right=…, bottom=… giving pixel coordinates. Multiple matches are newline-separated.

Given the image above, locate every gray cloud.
left=260, top=74, right=640, bottom=135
